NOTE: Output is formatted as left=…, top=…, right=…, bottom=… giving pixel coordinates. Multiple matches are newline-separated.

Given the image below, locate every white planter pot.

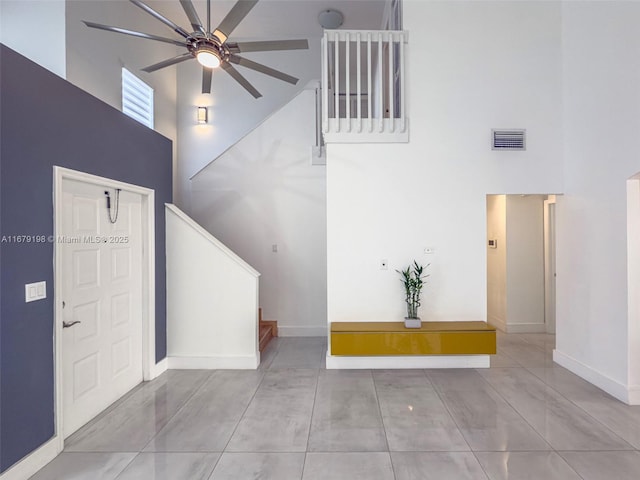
left=404, top=317, right=422, bottom=329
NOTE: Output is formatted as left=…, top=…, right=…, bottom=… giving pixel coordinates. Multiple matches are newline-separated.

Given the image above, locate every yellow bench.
left=330, top=321, right=496, bottom=356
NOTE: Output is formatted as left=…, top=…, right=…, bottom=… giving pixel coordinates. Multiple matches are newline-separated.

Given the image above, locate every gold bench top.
left=331, top=321, right=495, bottom=333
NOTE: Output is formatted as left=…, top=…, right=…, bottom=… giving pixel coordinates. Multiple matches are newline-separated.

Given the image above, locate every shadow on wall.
left=190, top=89, right=327, bottom=337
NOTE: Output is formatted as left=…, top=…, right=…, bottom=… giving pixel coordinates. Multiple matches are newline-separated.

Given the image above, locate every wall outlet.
left=25, top=281, right=46, bottom=303
left=380, top=259, right=388, bottom=270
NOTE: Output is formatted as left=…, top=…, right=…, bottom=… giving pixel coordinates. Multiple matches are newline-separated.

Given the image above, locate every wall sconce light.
left=197, top=106, right=208, bottom=124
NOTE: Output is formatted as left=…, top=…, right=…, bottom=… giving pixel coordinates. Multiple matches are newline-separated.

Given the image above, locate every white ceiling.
left=143, top=0, right=387, bottom=40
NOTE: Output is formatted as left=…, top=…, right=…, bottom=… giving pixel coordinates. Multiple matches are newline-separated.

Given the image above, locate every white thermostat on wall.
left=488, top=239, right=497, bottom=248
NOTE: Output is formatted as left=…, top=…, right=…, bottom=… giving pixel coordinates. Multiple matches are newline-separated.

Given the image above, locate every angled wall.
left=176, top=41, right=321, bottom=210
left=0, top=45, right=172, bottom=473
left=190, top=89, right=327, bottom=336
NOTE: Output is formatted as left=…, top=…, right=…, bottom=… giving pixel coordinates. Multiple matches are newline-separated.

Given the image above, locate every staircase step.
left=260, top=320, right=278, bottom=337
left=259, top=324, right=273, bottom=352
left=258, top=308, right=278, bottom=352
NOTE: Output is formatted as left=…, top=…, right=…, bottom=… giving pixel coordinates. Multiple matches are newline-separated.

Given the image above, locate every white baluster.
left=334, top=32, right=340, bottom=131
left=388, top=32, right=395, bottom=133
left=346, top=31, right=351, bottom=132
left=367, top=33, right=372, bottom=133
left=400, top=32, right=406, bottom=133
left=378, top=32, right=383, bottom=133
left=357, top=32, right=362, bottom=133
left=322, top=32, right=329, bottom=133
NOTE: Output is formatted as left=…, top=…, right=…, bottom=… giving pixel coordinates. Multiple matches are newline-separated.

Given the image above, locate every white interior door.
left=61, top=178, right=143, bottom=438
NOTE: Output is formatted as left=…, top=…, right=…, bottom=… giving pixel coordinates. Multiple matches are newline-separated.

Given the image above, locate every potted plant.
left=397, top=261, right=429, bottom=328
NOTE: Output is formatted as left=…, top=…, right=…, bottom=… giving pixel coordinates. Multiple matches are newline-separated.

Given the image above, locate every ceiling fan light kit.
left=84, top=0, right=309, bottom=98
left=194, top=43, right=221, bottom=68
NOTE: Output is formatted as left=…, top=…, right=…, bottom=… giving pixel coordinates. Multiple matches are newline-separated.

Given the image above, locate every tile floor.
left=30, top=333, right=640, bottom=479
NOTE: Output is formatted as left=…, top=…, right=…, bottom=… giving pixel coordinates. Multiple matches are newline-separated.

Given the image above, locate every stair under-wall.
left=259, top=308, right=278, bottom=352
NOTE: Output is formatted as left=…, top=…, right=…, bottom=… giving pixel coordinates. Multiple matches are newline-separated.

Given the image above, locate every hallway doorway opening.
left=486, top=194, right=557, bottom=334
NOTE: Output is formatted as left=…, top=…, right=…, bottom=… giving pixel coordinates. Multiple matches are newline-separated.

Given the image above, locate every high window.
left=122, top=68, right=154, bottom=128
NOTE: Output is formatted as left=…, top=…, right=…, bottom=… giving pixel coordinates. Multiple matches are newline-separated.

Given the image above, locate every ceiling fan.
left=84, top=0, right=309, bottom=98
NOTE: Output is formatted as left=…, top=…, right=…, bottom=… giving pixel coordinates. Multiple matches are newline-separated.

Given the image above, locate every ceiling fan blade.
left=229, top=54, right=298, bottom=85
left=83, top=21, right=187, bottom=47
left=213, top=0, right=259, bottom=43
left=179, top=0, right=205, bottom=34
left=228, top=39, right=309, bottom=53
left=142, top=53, right=194, bottom=73
left=202, top=67, right=213, bottom=94
left=129, top=0, right=191, bottom=39
left=221, top=62, right=262, bottom=98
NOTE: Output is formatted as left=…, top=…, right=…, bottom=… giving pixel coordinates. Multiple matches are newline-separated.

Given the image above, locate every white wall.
left=65, top=1, right=177, bottom=152
left=176, top=40, right=320, bottom=209
left=326, top=1, right=563, bottom=325
left=487, top=195, right=507, bottom=329
left=506, top=195, right=545, bottom=332
left=166, top=205, right=260, bottom=368
left=556, top=1, right=640, bottom=403
left=190, top=89, right=327, bottom=336
left=0, top=0, right=66, bottom=77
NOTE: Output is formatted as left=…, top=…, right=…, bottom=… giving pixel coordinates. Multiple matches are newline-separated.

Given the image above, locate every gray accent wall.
left=0, top=44, right=172, bottom=473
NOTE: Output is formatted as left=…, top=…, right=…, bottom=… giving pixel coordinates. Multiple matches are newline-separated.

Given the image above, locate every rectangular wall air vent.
left=492, top=129, right=526, bottom=151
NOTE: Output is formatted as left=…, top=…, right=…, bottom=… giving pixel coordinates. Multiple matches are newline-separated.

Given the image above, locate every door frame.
left=627, top=173, right=640, bottom=401
left=543, top=195, right=557, bottom=334
left=53, top=166, right=156, bottom=451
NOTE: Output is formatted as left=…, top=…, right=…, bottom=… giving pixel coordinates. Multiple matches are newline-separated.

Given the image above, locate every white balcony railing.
left=321, top=30, right=409, bottom=143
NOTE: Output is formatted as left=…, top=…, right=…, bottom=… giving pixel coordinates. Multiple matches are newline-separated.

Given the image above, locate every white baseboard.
left=489, top=319, right=547, bottom=334
left=167, top=354, right=259, bottom=370
left=488, top=317, right=506, bottom=333
left=148, top=357, right=168, bottom=379
left=628, top=385, right=640, bottom=405
left=326, top=354, right=490, bottom=369
left=0, top=436, right=60, bottom=480
left=278, top=325, right=327, bottom=337
left=505, top=323, right=547, bottom=334
left=553, top=349, right=638, bottom=405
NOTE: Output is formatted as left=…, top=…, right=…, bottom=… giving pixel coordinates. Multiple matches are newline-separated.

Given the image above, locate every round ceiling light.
left=318, top=9, right=343, bottom=29
left=196, top=45, right=221, bottom=69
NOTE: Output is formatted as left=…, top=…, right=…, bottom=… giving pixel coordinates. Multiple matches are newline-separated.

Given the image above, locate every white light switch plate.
left=25, top=281, right=46, bottom=302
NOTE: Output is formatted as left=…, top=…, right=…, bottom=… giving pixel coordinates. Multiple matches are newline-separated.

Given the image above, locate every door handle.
left=63, top=320, right=81, bottom=328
